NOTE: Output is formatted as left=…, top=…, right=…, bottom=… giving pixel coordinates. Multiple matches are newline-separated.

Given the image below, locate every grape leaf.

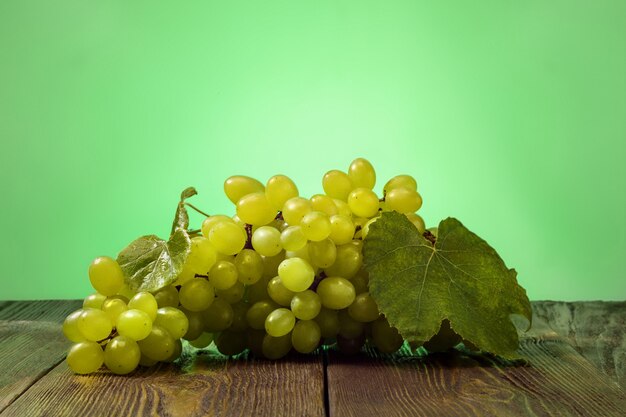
left=117, top=228, right=191, bottom=292
left=363, top=212, right=532, bottom=358
left=171, top=186, right=198, bottom=236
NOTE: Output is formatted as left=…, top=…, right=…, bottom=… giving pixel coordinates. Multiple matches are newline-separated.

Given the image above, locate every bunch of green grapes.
left=63, top=157, right=426, bottom=374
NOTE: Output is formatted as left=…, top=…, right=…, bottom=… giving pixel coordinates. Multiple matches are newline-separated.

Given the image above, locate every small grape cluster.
left=63, top=158, right=426, bottom=374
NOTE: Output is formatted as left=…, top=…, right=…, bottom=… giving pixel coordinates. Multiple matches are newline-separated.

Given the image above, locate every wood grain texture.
left=531, top=301, right=626, bottom=388
left=0, top=347, right=325, bottom=417
left=1, top=300, right=624, bottom=416
left=327, top=339, right=626, bottom=417
left=0, top=300, right=81, bottom=412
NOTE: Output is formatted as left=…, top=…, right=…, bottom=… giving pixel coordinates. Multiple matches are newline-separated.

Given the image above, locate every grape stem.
left=97, top=329, right=119, bottom=346
left=184, top=202, right=211, bottom=218
left=244, top=224, right=253, bottom=249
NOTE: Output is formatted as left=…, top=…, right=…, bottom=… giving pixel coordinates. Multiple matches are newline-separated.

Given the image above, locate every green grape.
left=172, top=263, right=196, bottom=287
left=314, top=307, right=340, bottom=338
left=232, top=214, right=246, bottom=227
left=352, top=216, right=369, bottom=231
left=291, top=320, right=321, bottom=353
left=88, top=256, right=124, bottom=296
left=350, top=239, right=363, bottom=250
left=324, top=243, right=362, bottom=279
left=209, top=221, right=247, bottom=256
left=215, top=281, right=245, bottom=304
left=201, top=298, right=234, bottom=332
left=385, top=188, right=422, bottom=214
left=329, top=214, right=355, bottom=245
left=350, top=269, right=370, bottom=294
left=236, top=192, right=276, bottom=226
left=322, top=169, right=352, bottom=201
left=181, top=308, right=205, bottom=340
left=137, top=325, right=176, bottom=361
left=246, top=300, right=278, bottom=330
left=300, top=211, right=331, bottom=241
left=127, top=291, right=158, bottom=321
left=78, top=309, right=113, bottom=342
left=256, top=217, right=286, bottom=232
left=154, top=307, right=189, bottom=339
left=262, top=251, right=285, bottom=279
left=290, top=290, right=322, bottom=320
left=262, top=333, right=292, bottom=360
left=361, top=216, right=380, bottom=239
left=338, top=310, right=365, bottom=338
left=348, top=292, right=379, bottom=322
left=285, top=244, right=312, bottom=265
left=265, top=308, right=296, bottom=337
left=163, top=339, right=183, bottom=363
left=246, top=329, right=266, bottom=357
left=405, top=213, right=426, bottom=234
left=224, top=175, right=265, bottom=204
left=246, top=275, right=271, bottom=303
left=282, top=197, right=312, bottom=226
left=277, top=257, right=315, bottom=292
left=108, top=294, right=130, bottom=303
left=234, top=249, right=264, bottom=285
left=188, top=332, right=214, bottom=348
left=267, top=276, right=295, bottom=306
left=371, top=317, right=404, bottom=354
left=229, top=302, right=250, bottom=332
left=347, top=188, right=379, bottom=218
left=316, top=277, right=356, bottom=310
left=83, top=292, right=106, bottom=310
left=201, top=215, right=235, bottom=238
left=337, top=333, right=365, bottom=355
left=153, top=285, right=179, bottom=308
left=208, top=260, right=239, bottom=290
left=280, top=226, right=307, bottom=251
left=265, top=174, right=299, bottom=211
left=187, top=236, right=218, bottom=274
left=66, top=341, right=104, bottom=374
left=333, top=198, right=353, bottom=217
left=179, top=278, right=215, bottom=312
left=310, top=194, right=338, bottom=216
left=383, top=174, right=417, bottom=194
left=116, top=309, right=152, bottom=341
left=63, top=310, right=86, bottom=342
left=251, top=226, right=282, bottom=257
left=215, top=331, right=247, bottom=356
left=139, top=354, right=158, bottom=367
left=101, top=298, right=127, bottom=326
left=104, top=335, right=141, bottom=375
left=307, top=238, right=337, bottom=268
left=348, top=157, right=376, bottom=189
left=116, top=285, right=135, bottom=300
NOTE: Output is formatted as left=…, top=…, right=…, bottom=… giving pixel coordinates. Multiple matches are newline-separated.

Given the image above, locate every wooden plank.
left=0, top=300, right=81, bottom=412
left=0, top=347, right=326, bottom=417
left=0, top=301, right=10, bottom=314
left=327, top=340, right=626, bottom=417
left=0, top=299, right=81, bottom=321
left=532, top=301, right=626, bottom=387
left=327, top=338, right=626, bottom=416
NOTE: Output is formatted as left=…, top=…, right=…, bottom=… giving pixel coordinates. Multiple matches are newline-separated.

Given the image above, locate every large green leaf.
left=364, top=211, right=532, bottom=358
left=117, top=228, right=191, bottom=292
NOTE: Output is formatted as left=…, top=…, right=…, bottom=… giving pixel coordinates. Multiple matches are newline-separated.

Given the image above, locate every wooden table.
left=0, top=300, right=624, bottom=416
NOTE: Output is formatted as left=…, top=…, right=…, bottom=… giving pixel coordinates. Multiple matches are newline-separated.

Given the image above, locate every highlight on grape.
left=63, top=158, right=425, bottom=374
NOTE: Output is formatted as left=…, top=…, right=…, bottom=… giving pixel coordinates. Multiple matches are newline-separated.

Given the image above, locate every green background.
left=1, top=0, right=624, bottom=301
